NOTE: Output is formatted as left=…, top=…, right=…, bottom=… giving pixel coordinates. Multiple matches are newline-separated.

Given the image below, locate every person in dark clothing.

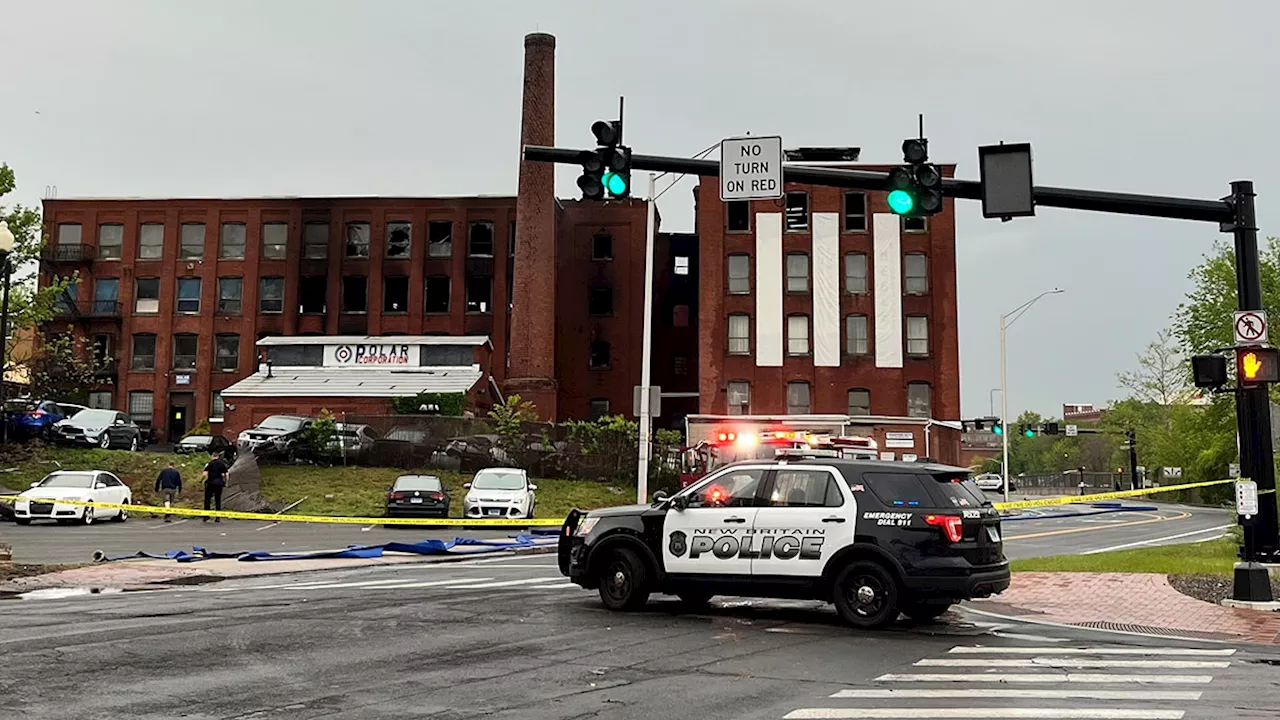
left=154, top=462, right=182, bottom=522
left=202, top=453, right=230, bottom=522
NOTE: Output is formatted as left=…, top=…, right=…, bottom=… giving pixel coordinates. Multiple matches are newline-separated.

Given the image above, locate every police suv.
left=558, top=453, right=1010, bottom=629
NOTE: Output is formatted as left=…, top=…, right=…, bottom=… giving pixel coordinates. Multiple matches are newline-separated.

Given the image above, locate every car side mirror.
left=29, top=481, right=39, bottom=488
left=114, top=419, right=124, bottom=425
left=528, top=484, right=538, bottom=491
left=652, top=490, right=670, bottom=503
left=95, top=482, right=107, bottom=490
left=463, top=482, right=472, bottom=489
left=671, top=494, right=688, bottom=511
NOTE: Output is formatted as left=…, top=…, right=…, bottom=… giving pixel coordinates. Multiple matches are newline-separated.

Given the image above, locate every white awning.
left=221, top=366, right=483, bottom=398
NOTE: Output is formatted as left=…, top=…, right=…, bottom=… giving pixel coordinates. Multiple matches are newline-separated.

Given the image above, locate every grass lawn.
left=0, top=446, right=635, bottom=520
left=1010, top=536, right=1239, bottom=577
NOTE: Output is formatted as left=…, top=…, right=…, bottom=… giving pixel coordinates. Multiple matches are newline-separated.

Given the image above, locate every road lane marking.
left=438, top=577, right=566, bottom=589
left=875, top=673, right=1213, bottom=683
left=915, top=658, right=1230, bottom=669
left=947, top=646, right=1236, bottom=656
left=785, top=710, right=1183, bottom=719
left=829, top=689, right=1203, bottom=700
left=254, top=522, right=280, bottom=531
left=1081, top=524, right=1235, bottom=554
left=1004, top=512, right=1190, bottom=542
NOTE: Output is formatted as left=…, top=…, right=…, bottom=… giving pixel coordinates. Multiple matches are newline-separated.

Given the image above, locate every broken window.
left=589, top=286, right=613, bottom=316
left=386, top=222, right=411, bottom=259
left=172, top=334, right=198, bottom=370
left=383, top=276, right=409, bottom=313
left=785, top=192, right=808, bottom=231
left=465, top=276, right=491, bottom=313
left=843, top=192, right=867, bottom=232
left=425, top=276, right=450, bottom=313
left=468, top=221, right=494, bottom=257
left=345, top=222, right=371, bottom=258
left=218, top=277, right=242, bottom=315
left=428, top=220, right=453, bottom=258
left=343, top=276, right=368, bottom=313
left=903, top=216, right=927, bottom=233
left=263, top=222, right=288, bottom=260
left=180, top=223, right=205, bottom=259
left=304, top=222, right=329, bottom=259
left=589, top=340, right=610, bottom=369
left=215, top=335, right=239, bottom=372
left=220, top=223, right=246, bottom=259
left=134, top=277, right=160, bottom=314
left=727, top=201, right=750, bottom=232
left=592, top=233, right=613, bottom=261
left=299, top=276, right=326, bottom=314
left=259, top=277, right=284, bottom=313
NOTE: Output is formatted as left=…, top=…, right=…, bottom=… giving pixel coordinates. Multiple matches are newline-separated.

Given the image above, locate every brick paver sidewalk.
left=972, top=572, right=1280, bottom=645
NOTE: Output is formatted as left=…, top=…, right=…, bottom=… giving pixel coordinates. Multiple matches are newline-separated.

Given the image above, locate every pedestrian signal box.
left=1237, top=347, right=1280, bottom=385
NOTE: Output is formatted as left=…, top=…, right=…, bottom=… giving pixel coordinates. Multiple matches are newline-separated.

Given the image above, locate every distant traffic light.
left=1022, top=425, right=1037, bottom=438
left=992, top=420, right=1003, bottom=436
left=1237, top=347, right=1280, bottom=385
left=1044, top=422, right=1060, bottom=435
left=887, top=138, right=943, bottom=218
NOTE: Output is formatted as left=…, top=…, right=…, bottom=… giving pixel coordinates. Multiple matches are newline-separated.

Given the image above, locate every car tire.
left=82, top=506, right=95, bottom=526
left=597, top=547, right=650, bottom=612
left=899, top=600, right=952, bottom=623
left=832, top=561, right=900, bottom=630
left=114, top=500, right=129, bottom=522
left=99, top=433, right=112, bottom=449
left=15, top=518, right=30, bottom=526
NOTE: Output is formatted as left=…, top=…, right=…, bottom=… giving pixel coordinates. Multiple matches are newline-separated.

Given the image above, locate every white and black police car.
left=558, top=453, right=1009, bottom=628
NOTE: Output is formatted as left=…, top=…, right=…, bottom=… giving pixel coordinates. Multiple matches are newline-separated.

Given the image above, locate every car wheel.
left=832, top=561, right=900, bottom=629
left=82, top=506, right=95, bottom=526
left=130, top=435, right=139, bottom=452
left=597, top=547, right=650, bottom=612
left=14, top=518, right=30, bottom=526
left=900, top=600, right=952, bottom=623
left=99, top=432, right=112, bottom=449
left=114, top=500, right=130, bottom=522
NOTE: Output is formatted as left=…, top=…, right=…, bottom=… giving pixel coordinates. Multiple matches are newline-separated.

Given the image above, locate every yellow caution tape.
left=992, top=478, right=1236, bottom=511
left=0, top=495, right=564, bottom=527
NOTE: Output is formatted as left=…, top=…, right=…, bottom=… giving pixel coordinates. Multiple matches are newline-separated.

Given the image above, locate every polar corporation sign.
left=327, top=343, right=414, bottom=367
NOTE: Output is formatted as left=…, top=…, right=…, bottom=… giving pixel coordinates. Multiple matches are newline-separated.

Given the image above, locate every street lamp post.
left=0, top=222, right=15, bottom=447
left=1000, top=288, right=1064, bottom=502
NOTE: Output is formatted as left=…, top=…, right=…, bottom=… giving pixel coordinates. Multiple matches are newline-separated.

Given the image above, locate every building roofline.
left=255, top=335, right=492, bottom=350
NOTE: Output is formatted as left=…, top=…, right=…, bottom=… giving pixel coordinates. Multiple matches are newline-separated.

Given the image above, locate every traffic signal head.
left=601, top=146, right=632, bottom=198
left=1191, top=354, right=1228, bottom=389
left=902, top=138, right=928, bottom=164
left=992, top=420, right=1003, bottom=436
left=576, top=149, right=605, bottom=201
left=1023, top=425, right=1036, bottom=438
left=592, top=120, right=619, bottom=147
left=1044, top=422, right=1059, bottom=435
left=887, top=167, right=916, bottom=215
left=1237, top=346, right=1280, bottom=385
left=914, top=163, right=943, bottom=214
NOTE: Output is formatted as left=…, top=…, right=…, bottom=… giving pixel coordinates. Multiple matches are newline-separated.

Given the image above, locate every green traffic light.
left=1024, top=428, right=1035, bottom=438
left=992, top=425, right=1003, bottom=436
left=887, top=189, right=915, bottom=215
left=603, top=172, right=628, bottom=196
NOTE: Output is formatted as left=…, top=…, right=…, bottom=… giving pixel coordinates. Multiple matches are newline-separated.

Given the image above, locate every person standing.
left=154, top=461, right=182, bottom=522
left=202, top=451, right=230, bottom=523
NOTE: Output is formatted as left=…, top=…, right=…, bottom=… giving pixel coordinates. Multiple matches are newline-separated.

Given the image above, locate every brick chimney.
left=505, top=32, right=559, bottom=421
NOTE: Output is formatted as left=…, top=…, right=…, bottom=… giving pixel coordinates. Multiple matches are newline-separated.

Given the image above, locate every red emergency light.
left=716, top=431, right=737, bottom=443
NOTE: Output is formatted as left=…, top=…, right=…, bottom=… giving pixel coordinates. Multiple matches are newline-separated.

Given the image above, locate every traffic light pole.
left=1228, top=181, right=1279, bottom=565
left=524, top=143, right=1277, bottom=568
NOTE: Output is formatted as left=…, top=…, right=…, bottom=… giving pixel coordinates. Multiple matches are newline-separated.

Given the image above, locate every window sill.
left=841, top=229, right=869, bottom=234
left=129, top=368, right=156, bottom=373
left=96, top=257, right=123, bottom=262
left=591, top=257, right=614, bottom=262
left=786, top=290, right=810, bottom=295
left=178, top=256, right=205, bottom=262
left=424, top=310, right=451, bottom=315
left=136, top=256, right=164, bottom=262
left=846, top=291, right=870, bottom=297
left=259, top=311, right=284, bottom=315
left=210, top=418, right=224, bottom=423
left=464, top=311, right=493, bottom=316
left=220, top=255, right=247, bottom=261
left=589, top=366, right=612, bottom=372
left=725, top=229, right=751, bottom=234
left=906, top=354, right=931, bottom=360
left=468, top=253, right=495, bottom=259
left=385, top=255, right=412, bottom=261
left=382, top=311, right=409, bottom=316
left=905, top=291, right=930, bottom=297
left=340, top=311, right=368, bottom=315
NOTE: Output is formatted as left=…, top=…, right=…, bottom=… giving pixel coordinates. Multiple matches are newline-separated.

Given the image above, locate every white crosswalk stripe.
left=784, top=642, right=1232, bottom=720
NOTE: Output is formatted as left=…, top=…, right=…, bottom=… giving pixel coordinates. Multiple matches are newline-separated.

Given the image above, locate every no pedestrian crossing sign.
left=720, top=136, right=783, bottom=202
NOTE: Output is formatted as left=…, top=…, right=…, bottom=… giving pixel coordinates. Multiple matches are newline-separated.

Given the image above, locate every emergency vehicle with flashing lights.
left=558, top=452, right=1010, bottom=629
left=676, top=430, right=880, bottom=488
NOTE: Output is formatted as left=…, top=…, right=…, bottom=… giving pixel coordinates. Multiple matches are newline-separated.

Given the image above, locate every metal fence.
left=1013, top=472, right=1130, bottom=496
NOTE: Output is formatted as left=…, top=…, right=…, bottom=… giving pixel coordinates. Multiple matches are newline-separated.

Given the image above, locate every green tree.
left=1116, top=328, right=1190, bottom=406
left=299, top=408, right=339, bottom=464
left=1173, top=237, right=1280, bottom=355
left=22, top=331, right=111, bottom=403
left=487, top=394, right=538, bottom=452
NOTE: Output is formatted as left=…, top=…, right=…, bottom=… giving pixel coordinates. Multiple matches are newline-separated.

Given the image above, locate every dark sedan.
left=385, top=475, right=450, bottom=519
left=175, top=434, right=234, bottom=457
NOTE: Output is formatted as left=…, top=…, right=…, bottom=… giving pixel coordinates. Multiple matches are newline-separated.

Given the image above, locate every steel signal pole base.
left=1230, top=562, right=1275, bottom=603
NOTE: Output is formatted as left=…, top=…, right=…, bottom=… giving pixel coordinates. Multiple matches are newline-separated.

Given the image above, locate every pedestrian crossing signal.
left=1237, top=346, right=1280, bottom=385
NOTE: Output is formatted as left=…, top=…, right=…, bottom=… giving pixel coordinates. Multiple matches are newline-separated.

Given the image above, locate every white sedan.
left=12, top=470, right=131, bottom=525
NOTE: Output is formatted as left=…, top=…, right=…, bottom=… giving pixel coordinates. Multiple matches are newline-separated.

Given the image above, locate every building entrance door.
left=168, top=393, right=193, bottom=442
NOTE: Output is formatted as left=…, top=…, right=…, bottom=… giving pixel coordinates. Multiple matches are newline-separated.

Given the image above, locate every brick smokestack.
left=506, top=32, right=559, bottom=420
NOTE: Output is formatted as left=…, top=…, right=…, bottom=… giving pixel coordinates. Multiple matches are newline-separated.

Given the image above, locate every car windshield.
left=183, top=436, right=213, bottom=446
left=74, top=409, right=117, bottom=425
left=258, top=417, right=304, bottom=432
left=35, top=473, right=95, bottom=489
left=394, top=476, right=442, bottom=491
left=471, top=471, right=526, bottom=490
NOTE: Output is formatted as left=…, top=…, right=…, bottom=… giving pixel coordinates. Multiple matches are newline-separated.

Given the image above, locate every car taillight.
left=427, top=492, right=444, bottom=500
left=925, top=514, right=964, bottom=543
left=29, top=410, right=43, bottom=417
left=390, top=492, right=405, bottom=500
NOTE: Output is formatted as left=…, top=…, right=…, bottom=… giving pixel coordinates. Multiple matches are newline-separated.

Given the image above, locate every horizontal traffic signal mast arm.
left=523, top=145, right=1235, bottom=224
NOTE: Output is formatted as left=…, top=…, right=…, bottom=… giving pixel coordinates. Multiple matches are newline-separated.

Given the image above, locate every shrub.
left=391, top=392, right=467, bottom=416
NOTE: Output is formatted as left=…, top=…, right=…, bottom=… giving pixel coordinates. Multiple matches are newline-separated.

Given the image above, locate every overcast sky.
left=3, top=0, right=1276, bottom=419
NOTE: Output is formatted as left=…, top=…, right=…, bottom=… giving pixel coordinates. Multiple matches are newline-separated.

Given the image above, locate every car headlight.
left=577, top=517, right=600, bottom=535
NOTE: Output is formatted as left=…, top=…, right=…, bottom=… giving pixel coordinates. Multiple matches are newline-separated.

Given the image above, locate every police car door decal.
left=662, top=468, right=766, bottom=576
left=749, top=467, right=855, bottom=578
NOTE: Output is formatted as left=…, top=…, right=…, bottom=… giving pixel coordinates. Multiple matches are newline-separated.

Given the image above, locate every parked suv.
left=558, top=457, right=1009, bottom=629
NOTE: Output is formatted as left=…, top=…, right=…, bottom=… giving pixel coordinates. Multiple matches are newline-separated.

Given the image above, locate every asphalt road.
left=2, top=554, right=1278, bottom=719
left=0, top=500, right=1237, bottom=565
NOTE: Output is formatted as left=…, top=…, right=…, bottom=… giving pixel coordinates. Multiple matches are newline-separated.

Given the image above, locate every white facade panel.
left=811, top=212, right=841, bottom=367
left=755, top=212, right=784, bottom=367
left=873, top=213, right=904, bottom=368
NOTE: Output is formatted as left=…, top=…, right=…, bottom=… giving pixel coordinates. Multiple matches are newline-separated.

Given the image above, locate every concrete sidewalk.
left=971, top=571, right=1280, bottom=645
left=0, top=544, right=555, bottom=594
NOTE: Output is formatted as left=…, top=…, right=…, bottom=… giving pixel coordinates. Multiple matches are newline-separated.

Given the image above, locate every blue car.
left=6, top=400, right=88, bottom=441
